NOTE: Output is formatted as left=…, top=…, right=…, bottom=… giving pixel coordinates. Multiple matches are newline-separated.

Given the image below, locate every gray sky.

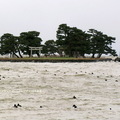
left=0, top=0, right=120, bottom=54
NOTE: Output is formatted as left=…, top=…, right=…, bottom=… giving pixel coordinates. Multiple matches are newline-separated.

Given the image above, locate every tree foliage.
left=0, top=31, right=42, bottom=57
left=87, top=29, right=117, bottom=58
left=56, top=24, right=90, bottom=57
left=19, top=31, right=42, bottom=57
left=42, top=40, right=57, bottom=56
left=0, top=33, right=22, bottom=57
left=0, top=25, right=117, bottom=58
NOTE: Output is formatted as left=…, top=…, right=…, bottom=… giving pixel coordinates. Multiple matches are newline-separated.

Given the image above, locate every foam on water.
left=0, top=62, right=120, bottom=120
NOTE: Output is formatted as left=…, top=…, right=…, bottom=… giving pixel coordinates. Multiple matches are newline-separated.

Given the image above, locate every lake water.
left=0, top=62, right=120, bottom=120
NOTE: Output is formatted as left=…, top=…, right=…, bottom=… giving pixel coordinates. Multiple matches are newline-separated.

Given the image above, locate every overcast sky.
left=0, top=0, right=120, bottom=54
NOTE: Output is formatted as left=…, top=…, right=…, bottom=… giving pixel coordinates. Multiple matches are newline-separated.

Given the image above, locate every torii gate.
left=29, top=47, right=42, bottom=57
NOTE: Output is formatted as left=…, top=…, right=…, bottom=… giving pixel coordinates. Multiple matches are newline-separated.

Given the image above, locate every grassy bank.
left=0, top=57, right=112, bottom=62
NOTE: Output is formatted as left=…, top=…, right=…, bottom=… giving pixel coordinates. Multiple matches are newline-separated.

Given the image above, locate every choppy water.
left=0, top=62, right=120, bottom=120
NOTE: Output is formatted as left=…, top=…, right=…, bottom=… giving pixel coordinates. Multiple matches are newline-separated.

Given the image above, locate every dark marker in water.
left=40, top=106, right=42, bottom=108
left=73, top=96, right=76, bottom=99
left=73, top=105, right=77, bottom=108
left=105, top=79, right=107, bottom=81
left=14, top=103, right=22, bottom=108
left=14, top=104, right=18, bottom=108
left=17, top=103, right=22, bottom=107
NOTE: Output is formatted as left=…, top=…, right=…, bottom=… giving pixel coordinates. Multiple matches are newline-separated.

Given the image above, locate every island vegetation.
left=0, top=24, right=117, bottom=59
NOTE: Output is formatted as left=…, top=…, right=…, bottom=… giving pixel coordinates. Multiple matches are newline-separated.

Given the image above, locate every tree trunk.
left=97, top=53, right=102, bottom=58
left=91, top=53, right=95, bottom=58
left=18, top=49, right=23, bottom=58
left=81, top=53, right=85, bottom=58
left=69, top=50, right=74, bottom=57
left=16, top=45, right=23, bottom=58
left=13, top=52, right=19, bottom=58
left=36, top=52, right=40, bottom=58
